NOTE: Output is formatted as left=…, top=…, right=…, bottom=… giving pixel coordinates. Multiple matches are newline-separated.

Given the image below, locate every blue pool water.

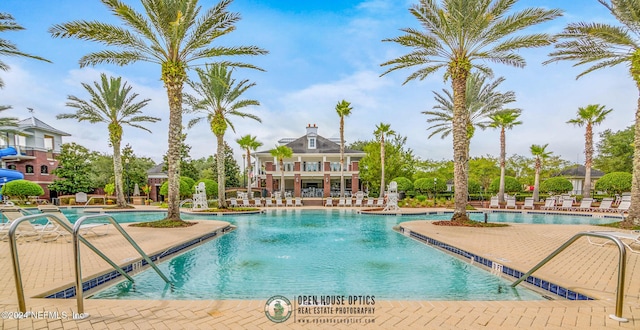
left=90, top=209, right=544, bottom=301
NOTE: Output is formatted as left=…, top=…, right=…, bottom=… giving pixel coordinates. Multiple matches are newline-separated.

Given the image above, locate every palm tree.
left=374, top=123, right=396, bottom=198
left=567, top=104, right=613, bottom=198
left=1, top=12, right=50, bottom=109
left=335, top=100, right=353, bottom=198
left=547, top=0, right=638, bottom=226
left=424, top=73, right=516, bottom=140
left=270, top=145, right=293, bottom=196
left=185, top=64, right=261, bottom=208
left=531, top=144, right=552, bottom=202
left=50, top=0, right=267, bottom=222
left=58, top=74, right=159, bottom=208
left=381, top=0, right=561, bottom=223
left=236, top=134, right=262, bottom=198
left=489, top=110, right=522, bottom=203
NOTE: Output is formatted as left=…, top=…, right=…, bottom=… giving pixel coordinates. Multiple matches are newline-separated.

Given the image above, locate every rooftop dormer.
left=306, top=124, right=318, bottom=149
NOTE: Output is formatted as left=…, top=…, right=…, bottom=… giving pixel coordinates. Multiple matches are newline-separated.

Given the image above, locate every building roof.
left=147, top=163, right=166, bottom=175
left=18, top=116, right=71, bottom=136
left=256, top=125, right=364, bottom=156
left=559, top=165, right=605, bottom=178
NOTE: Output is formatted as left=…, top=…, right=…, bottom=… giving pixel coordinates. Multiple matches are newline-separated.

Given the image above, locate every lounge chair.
left=325, top=197, right=334, bottom=207
left=555, top=198, right=575, bottom=211
left=616, top=199, right=631, bottom=214
left=521, top=197, right=534, bottom=210
left=229, top=198, right=238, bottom=208
left=0, top=206, right=46, bottom=241
left=375, top=198, right=385, bottom=207
left=541, top=198, right=556, bottom=210
left=241, top=199, right=251, bottom=207
left=488, top=196, right=500, bottom=208
left=596, top=198, right=615, bottom=213
left=294, top=197, right=303, bottom=207
left=37, top=205, right=109, bottom=239
left=354, top=197, right=363, bottom=207
left=275, top=199, right=284, bottom=207
left=265, top=199, right=274, bottom=207
left=575, top=198, right=594, bottom=212
left=366, top=198, right=374, bottom=207
left=587, top=230, right=640, bottom=254
left=345, top=198, right=353, bottom=207
left=253, top=198, right=263, bottom=207
left=285, top=197, right=294, bottom=207
left=337, top=198, right=346, bottom=207
left=505, top=197, right=517, bottom=209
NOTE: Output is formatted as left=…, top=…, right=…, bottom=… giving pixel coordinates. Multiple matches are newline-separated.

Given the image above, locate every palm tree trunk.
left=451, top=75, right=469, bottom=223
left=498, top=127, right=506, bottom=203
left=583, top=123, right=593, bottom=197
left=112, top=139, right=127, bottom=208
left=533, top=160, right=541, bottom=202
left=627, top=94, right=640, bottom=227
left=165, top=81, right=183, bottom=220
left=379, top=135, right=385, bottom=198
left=216, top=134, right=227, bottom=208
left=280, top=159, right=285, bottom=195
left=246, top=149, right=252, bottom=198
left=340, top=117, right=345, bottom=198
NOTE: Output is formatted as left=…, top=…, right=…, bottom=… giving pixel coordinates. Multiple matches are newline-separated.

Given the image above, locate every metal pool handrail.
left=511, top=231, right=628, bottom=323
left=73, top=214, right=172, bottom=313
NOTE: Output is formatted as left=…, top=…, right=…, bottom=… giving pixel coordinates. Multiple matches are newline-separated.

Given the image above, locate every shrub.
left=540, top=177, right=573, bottom=194
left=414, top=177, right=446, bottom=194
left=104, top=183, right=115, bottom=196
left=159, top=177, right=195, bottom=199
left=468, top=180, right=482, bottom=194
left=595, top=172, right=632, bottom=195
left=391, top=177, right=413, bottom=192
left=196, top=179, right=218, bottom=199
left=1, top=180, right=44, bottom=201
left=489, top=176, right=522, bottom=194
left=416, top=195, right=427, bottom=202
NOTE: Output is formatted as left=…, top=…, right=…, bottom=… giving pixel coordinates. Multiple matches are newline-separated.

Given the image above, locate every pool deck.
left=0, top=205, right=638, bottom=329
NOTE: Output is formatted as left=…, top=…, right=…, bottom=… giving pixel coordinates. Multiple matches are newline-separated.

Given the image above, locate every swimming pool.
left=90, top=209, right=542, bottom=301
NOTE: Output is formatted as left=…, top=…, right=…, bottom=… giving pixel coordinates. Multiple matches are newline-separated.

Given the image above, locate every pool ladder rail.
left=7, top=213, right=172, bottom=316
left=511, top=231, right=628, bottom=323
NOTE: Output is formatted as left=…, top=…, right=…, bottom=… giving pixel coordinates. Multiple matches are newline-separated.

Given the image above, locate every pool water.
left=91, top=210, right=542, bottom=301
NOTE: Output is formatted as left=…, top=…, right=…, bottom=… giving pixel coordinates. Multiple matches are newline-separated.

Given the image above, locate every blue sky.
left=0, top=0, right=636, bottom=167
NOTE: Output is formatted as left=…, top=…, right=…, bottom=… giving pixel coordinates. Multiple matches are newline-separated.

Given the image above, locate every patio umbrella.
left=133, top=183, right=140, bottom=196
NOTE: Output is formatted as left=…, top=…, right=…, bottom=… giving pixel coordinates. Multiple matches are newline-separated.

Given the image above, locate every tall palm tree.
left=545, top=0, right=640, bottom=224
left=531, top=144, right=552, bottom=202
left=374, top=123, right=396, bottom=198
left=335, top=100, right=353, bottom=198
left=489, top=110, right=522, bottom=203
left=270, top=145, right=293, bottom=196
left=381, top=0, right=561, bottom=223
left=185, top=64, right=261, bottom=208
left=236, top=134, right=262, bottom=198
left=1, top=12, right=50, bottom=110
left=567, top=104, right=613, bottom=198
left=424, top=73, right=516, bottom=140
left=58, top=73, right=160, bottom=208
left=50, top=0, right=267, bottom=222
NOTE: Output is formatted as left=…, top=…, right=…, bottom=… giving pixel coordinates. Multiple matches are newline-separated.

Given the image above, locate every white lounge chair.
left=366, top=198, right=374, bottom=207
left=285, top=197, right=294, bottom=207
left=541, top=198, right=556, bottom=210
left=337, top=198, right=346, bottom=207
left=294, top=197, right=303, bottom=207
left=575, top=198, right=594, bottom=212
left=588, top=230, right=640, bottom=254
left=596, top=198, right=615, bottom=213
left=617, top=199, right=631, bottom=214
left=375, top=198, right=385, bottom=207
left=265, top=199, right=274, bottom=207
left=555, top=198, right=574, bottom=211
left=275, top=199, right=284, bottom=207
left=488, top=196, right=500, bottom=208
left=325, top=197, right=334, bottom=207
left=229, top=198, right=238, bottom=208
left=241, top=199, right=251, bottom=207
left=521, top=197, right=534, bottom=210
left=345, top=198, right=353, bottom=207
left=253, top=198, right=263, bottom=207
left=505, top=197, right=517, bottom=209
left=38, top=205, right=109, bottom=239
left=354, top=197, right=363, bottom=207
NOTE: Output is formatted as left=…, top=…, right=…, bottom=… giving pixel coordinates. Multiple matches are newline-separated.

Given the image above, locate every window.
left=25, top=165, right=34, bottom=174
left=14, top=135, right=26, bottom=147
left=41, top=165, right=48, bottom=174
left=44, top=135, right=54, bottom=150
left=308, top=137, right=316, bottom=149
left=7, top=164, right=16, bottom=170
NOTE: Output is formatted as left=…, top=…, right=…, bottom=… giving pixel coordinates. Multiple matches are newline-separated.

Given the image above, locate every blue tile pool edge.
left=41, top=224, right=236, bottom=299
left=396, top=225, right=595, bottom=301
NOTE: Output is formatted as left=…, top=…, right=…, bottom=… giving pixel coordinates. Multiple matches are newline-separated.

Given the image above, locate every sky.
left=0, top=0, right=636, bottom=168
